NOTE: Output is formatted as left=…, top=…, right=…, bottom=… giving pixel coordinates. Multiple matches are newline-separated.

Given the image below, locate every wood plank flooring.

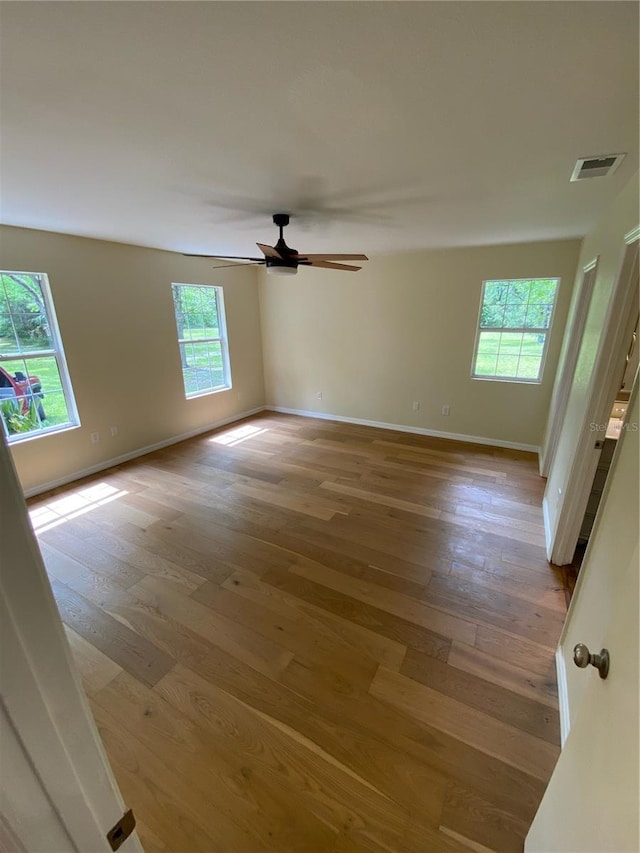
left=29, top=414, right=567, bottom=852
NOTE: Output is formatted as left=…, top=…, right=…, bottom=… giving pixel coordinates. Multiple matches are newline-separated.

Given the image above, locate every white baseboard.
left=555, top=646, right=571, bottom=747
left=23, top=406, right=266, bottom=498
left=542, top=496, right=554, bottom=561
left=538, top=448, right=547, bottom=477
left=266, top=405, right=540, bottom=454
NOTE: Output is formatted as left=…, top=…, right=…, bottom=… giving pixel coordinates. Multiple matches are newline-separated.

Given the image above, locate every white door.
left=0, top=433, right=144, bottom=853
left=539, top=258, right=598, bottom=478
left=526, top=386, right=639, bottom=852
left=547, top=230, right=638, bottom=566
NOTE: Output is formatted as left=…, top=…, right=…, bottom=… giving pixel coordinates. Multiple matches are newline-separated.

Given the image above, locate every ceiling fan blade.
left=304, top=260, right=362, bottom=272
left=208, top=261, right=265, bottom=270
left=183, top=253, right=265, bottom=261
left=257, top=242, right=283, bottom=259
left=294, top=253, right=369, bottom=261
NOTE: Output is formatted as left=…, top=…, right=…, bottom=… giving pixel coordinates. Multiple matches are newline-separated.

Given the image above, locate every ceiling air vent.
left=570, top=153, right=626, bottom=181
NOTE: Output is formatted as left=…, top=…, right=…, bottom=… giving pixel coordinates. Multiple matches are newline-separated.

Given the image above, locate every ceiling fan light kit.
left=266, top=261, right=298, bottom=276
left=185, top=213, right=369, bottom=275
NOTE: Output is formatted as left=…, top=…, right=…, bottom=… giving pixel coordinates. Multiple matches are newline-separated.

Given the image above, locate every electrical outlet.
left=442, top=405, right=450, bottom=416
left=412, top=401, right=421, bottom=412
left=315, top=390, right=323, bottom=400
left=90, top=431, right=100, bottom=444
left=110, top=426, right=119, bottom=437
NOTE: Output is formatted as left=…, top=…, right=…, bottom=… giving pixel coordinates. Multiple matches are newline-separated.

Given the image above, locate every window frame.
left=0, top=270, right=80, bottom=443
left=471, top=277, right=560, bottom=384
left=171, top=282, right=232, bottom=399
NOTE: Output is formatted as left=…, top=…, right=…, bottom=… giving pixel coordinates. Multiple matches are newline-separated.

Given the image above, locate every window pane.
left=0, top=313, right=16, bottom=350
left=172, top=286, right=188, bottom=339
left=181, top=341, right=225, bottom=396
left=521, top=332, right=546, bottom=358
left=201, top=288, right=220, bottom=337
left=516, top=356, right=542, bottom=380
left=181, top=343, right=195, bottom=381
left=496, top=354, right=519, bottom=376
left=184, top=310, right=206, bottom=339
left=483, top=282, right=507, bottom=305
left=502, top=304, right=527, bottom=328
left=496, top=331, right=524, bottom=357
left=524, top=303, right=554, bottom=329
left=0, top=273, right=54, bottom=353
left=25, top=355, right=65, bottom=392
left=480, top=303, right=506, bottom=328
left=529, top=279, right=559, bottom=303
left=0, top=356, right=71, bottom=436
left=13, top=312, right=53, bottom=352
left=506, top=280, right=530, bottom=303
left=474, top=354, right=498, bottom=376
left=477, top=331, right=500, bottom=354
left=474, top=332, right=524, bottom=378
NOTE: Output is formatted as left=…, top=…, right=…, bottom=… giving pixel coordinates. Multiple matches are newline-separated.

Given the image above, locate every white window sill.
left=5, top=422, right=81, bottom=445
left=185, top=384, right=233, bottom=401
left=471, top=375, right=542, bottom=385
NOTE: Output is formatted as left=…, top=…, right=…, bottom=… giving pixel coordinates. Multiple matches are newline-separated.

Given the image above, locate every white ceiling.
left=1, top=1, right=638, bottom=257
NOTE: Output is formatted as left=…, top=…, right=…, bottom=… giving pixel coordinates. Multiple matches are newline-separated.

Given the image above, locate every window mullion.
left=479, top=327, right=548, bottom=335
left=0, top=349, right=57, bottom=360
left=177, top=336, right=222, bottom=346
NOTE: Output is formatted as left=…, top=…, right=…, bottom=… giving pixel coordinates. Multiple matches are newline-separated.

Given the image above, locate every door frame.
left=0, top=433, right=143, bottom=852
left=539, top=257, right=598, bottom=477
left=548, top=226, right=639, bottom=566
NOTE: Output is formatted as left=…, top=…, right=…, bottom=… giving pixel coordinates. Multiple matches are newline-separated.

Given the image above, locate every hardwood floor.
left=29, top=414, right=567, bottom=852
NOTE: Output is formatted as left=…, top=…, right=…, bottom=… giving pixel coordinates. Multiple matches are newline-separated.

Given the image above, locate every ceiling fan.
left=184, top=213, right=369, bottom=275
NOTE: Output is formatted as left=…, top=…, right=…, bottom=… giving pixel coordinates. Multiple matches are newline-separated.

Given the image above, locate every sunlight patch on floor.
left=209, top=424, right=269, bottom=447
left=29, top=482, right=128, bottom=533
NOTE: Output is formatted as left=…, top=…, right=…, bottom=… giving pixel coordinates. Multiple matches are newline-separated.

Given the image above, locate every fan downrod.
left=272, top=212, right=294, bottom=254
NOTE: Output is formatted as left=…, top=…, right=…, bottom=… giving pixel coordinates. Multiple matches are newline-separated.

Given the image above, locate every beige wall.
left=0, top=226, right=265, bottom=494
left=544, top=174, right=639, bottom=543
left=260, top=239, right=580, bottom=448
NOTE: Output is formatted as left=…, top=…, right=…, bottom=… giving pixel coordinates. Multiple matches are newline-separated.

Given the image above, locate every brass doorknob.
left=573, top=643, right=610, bottom=679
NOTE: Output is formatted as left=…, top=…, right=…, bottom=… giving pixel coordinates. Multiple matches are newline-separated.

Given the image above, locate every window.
left=172, top=283, right=232, bottom=397
left=0, top=271, right=79, bottom=442
left=472, top=278, right=560, bottom=383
